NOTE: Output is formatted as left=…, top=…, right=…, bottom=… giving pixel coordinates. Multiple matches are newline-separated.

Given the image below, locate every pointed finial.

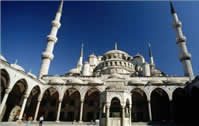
left=29, top=69, right=32, bottom=73
left=58, top=0, right=64, bottom=13
left=14, top=59, right=18, bottom=64
left=115, top=42, right=117, bottom=50
left=81, top=43, right=84, bottom=57
left=169, top=0, right=176, bottom=14
left=148, top=42, right=152, bottom=58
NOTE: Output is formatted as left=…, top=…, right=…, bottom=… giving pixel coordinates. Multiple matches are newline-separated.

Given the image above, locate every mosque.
left=1, top=1, right=199, bottom=126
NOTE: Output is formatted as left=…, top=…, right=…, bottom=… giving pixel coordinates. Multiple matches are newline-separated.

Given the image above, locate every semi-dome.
left=89, top=53, right=97, bottom=58
left=49, top=78, right=65, bottom=84
left=11, top=64, right=25, bottom=72
left=68, top=68, right=80, bottom=74
left=166, top=79, right=182, bottom=84
left=27, top=72, right=37, bottom=78
left=148, top=79, right=163, bottom=84
left=128, top=79, right=145, bottom=85
left=0, top=55, right=7, bottom=61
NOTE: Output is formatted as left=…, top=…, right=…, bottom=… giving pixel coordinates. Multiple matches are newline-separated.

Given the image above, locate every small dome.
left=11, top=64, right=25, bottom=72
left=0, top=55, right=7, bottom=61
left=166, top=79, right=181, bottom=84
left=148, top=79, right=163, bottom=84
left=27, top=72, right=37, bottom=78
left=67, top=77, right=84, bottom=84
left=89, top=54, right=97, bottom=58
left=128, top=79, right=145, bottom=85
left=88, top=78, right=103, bottom=84
left=49, top=78, right=65, bottom=84
left=68, top=68, right=80, bottom=74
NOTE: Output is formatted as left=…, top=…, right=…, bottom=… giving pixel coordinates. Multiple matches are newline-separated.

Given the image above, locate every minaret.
left=39, top=0, right=64, bottom=78
left=77, top=43, right=84, bottom=72
left=170, top=1, right=194, bottom=80
left=148, top=43, right=155, bottom=67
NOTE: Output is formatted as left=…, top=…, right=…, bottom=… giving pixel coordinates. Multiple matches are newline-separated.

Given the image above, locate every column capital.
left=38, top=97, right=42, bottom=102
left=106, top=102, right=110, bottom=107
left=5, top=88, right=11, bottom=94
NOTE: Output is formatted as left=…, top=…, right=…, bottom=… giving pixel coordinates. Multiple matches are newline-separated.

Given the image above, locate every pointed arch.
left=60, top=88, right=81, bottom=121
left=0, top=69, right=10, bottom=102
left=131, top=88, right=149, bottom=122
left=2, top=79, right=28, bottom=121
left=38, top=87, right=59, bottom=121
left=110, top=97, right=121, bottom=117
left=151, top=88, right=169, bottom=122
left=24, top=85, right=41, bottom=119
left=83, top=87, right=100, bottom=122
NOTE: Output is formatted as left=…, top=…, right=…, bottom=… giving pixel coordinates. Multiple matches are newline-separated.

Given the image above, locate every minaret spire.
left=77, top=43, right=84, bottom=71
left=170, top=1, right=194, bottom=80
left=148, top=42, right=154, bottom=66
left=115, top=42, right=117, bottom=50
left=169, top=0, right=175, bottom=14
left=39, top=0, right=64, bottom=78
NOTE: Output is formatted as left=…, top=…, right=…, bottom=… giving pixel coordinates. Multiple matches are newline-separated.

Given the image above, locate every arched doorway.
left=83, top=88, right=100, bottom=122
left=38, top=87, right=59, bottom=121
left=0, top=69, right=10, bottom=102
left=151, top=88, right=169, bottom=122
left=60, top=88, right=80, bottom=122
left=3, top=79, right=28, bottom=121
left=110, top=97, right=121, bottom=117
left=24, top=86, right=41, bottom=120
left=131, top=88, right=149, bottom=122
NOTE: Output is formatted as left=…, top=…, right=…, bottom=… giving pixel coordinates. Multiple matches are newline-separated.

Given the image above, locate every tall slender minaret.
left=170, top=1, right=194, bottom=80
left=39, top=0, right=64, bottom=78
left=77, top=43, right=84, bottom=72
left=148, top=42, right=155, bottom=66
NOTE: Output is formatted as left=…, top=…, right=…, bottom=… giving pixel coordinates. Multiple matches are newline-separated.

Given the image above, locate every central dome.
left=93, top=47, right=135, bottom=75
left=104, top=49, right=129, bottom=56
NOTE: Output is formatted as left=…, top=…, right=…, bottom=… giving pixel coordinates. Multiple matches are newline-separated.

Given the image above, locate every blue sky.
left=2, top=1, right=199, bottom=76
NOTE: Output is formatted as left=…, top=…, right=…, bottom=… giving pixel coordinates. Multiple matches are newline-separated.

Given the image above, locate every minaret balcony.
left=179, top=53, right=191, bottom=62
left=176, top=36, right=186, bottom=44
left=47, top=35, right=58, bottom=42
left=42, top=51, right=54, bottom=60
left=52, top=20, right=61, bottom=28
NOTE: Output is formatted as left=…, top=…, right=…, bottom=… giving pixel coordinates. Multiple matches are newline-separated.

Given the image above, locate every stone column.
left=79, top=100, right=84, bottom=122
left=56, top=100, right=62, bottom=122
left=18, top=94, right=29, bottom=120
left=148, top=100, right=152, bottom=121
left=122, top=106, right=125, bottom=126
left=106, top=105, right=110, bottom=126
left=0, top=88, right=11, bottom=120
left=33, top=98, right=42, bottom=121
left=129, top=106, right=132, bottom=126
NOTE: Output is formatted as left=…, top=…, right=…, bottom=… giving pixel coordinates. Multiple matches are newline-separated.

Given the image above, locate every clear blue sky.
left=2, top=1, right=199, bottom=76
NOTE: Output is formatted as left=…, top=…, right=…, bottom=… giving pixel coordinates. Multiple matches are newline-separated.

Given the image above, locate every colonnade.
left=0, top=86, right=189, bottom=123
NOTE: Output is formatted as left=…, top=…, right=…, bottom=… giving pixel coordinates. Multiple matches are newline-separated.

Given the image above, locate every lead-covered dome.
left=93, top=48, right=135, bottom=75
left=11, top=64, right=25, bottom=72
